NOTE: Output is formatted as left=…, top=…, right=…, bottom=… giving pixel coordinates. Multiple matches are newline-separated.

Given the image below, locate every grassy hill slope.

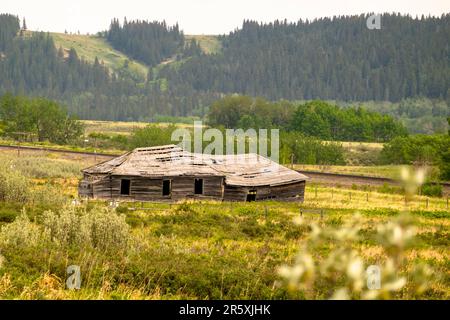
left=185, top=35, right=221, bottom=54
left=49, top=33, right=221, bottom=82
left=50, top=32, right=148, bottom=80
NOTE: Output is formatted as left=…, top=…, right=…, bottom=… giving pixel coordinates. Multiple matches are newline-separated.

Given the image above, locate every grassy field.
left=81, top=120, right=191, bottom=136
left=295, top=164, right=411, bottom=179
left=185, top=35, right=222, bottom=54
left=82, top=120, right=150, bottom=136
left=0, top=150, right=448, bottom=300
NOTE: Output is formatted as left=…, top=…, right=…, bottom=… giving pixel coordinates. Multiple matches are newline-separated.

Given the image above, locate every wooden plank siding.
left=80, top=174, right=305, bottom=203
left=269, top=181, right=305, bottom=201
left=84, top=174, right=225, bottom=202
left=222, top=181, right=305, bottom=202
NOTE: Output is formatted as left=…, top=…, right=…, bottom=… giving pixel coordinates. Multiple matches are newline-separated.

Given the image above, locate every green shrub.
left=378, top=183, right=402, bottom=195
left=0, top=209, right=17, bottom=223
left=0, top=210, right=46, bottom=248
left=129, top=124, right=177, bottom=149
left=421, top=184, right=443, bottom=197
left=0, top=163, right=30, bottom=203
left=116, top=205, right=129, bottom=214
left=42, top=206, right=130, bottom=252
left=380, top=134, right=450, bottom=168
left=0, top=205, right=131, bottom=253
left=280, top=131, right=346, bottom=165
left=30, top=184, right=68, bottom=206
left=12, top=157, right=82, bottom=179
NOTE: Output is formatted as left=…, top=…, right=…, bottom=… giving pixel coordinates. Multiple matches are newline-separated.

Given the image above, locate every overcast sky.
left=2, top=0, right=449, bottom=35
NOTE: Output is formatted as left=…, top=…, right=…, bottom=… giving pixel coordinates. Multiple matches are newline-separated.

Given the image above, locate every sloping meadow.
left=0, top=200, right=448, bottom=299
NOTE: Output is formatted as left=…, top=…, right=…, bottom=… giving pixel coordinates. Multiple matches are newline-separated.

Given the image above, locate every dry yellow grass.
left=304, top=185, right=447, bottom=212
left=81, top=120, right=191, bottom=136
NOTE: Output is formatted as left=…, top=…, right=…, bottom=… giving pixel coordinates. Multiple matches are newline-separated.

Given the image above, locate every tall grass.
left=0, top=154, right=447, bottom=300
left=0, top=200, right=447, bottom=300
left=0, top=154, right=83, bottom=179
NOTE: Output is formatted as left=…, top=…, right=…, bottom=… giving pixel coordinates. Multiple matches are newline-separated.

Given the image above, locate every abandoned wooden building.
left=78, top=144, right=309, bottom=202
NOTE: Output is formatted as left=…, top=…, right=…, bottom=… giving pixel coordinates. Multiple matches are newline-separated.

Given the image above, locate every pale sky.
left=2, top=0, right=450, bottom=35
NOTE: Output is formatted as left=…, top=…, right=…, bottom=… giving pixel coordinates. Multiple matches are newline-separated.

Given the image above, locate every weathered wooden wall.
left=79, top=174, right=305, bottom=203
left=270, top=181, right=305, bottom=201
left=82, top=174, right=224, bottom=202
left=223, top=185, right=249, bottom=201
left=223, top=181, right=305, bottom=202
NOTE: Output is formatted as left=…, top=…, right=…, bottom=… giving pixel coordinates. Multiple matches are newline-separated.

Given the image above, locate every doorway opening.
left=246, top=190, right=257, bottom=202
left=120, top=179, right=131, bottom=195
left=194, top=178, right=203, bottom=195
left=162, top=179, right=171, bottom=196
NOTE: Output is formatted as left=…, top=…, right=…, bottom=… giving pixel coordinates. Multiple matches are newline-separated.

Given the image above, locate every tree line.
left=0, top=14, right=216, bottom=121
left=123, top=124, right=346, bottom=165
left=380, top=122, right=450, bottom=181
left=0, top=94, right=83, bottom=144
left=106, top=18, right=195, bottom=67
left=159, top=14, right=450, bottom=103
left=207, top=96, right=407, bottom=142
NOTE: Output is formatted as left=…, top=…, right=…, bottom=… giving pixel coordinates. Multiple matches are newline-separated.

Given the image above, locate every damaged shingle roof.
left=82, top=144, right=308, bottom=187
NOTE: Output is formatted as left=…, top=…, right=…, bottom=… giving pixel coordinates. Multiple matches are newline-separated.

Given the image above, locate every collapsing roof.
left=83, top=144, right=309, bottom=187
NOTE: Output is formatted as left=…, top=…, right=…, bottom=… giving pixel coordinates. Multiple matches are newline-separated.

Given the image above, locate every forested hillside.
left=0, top=13, right=448, bottom=129
left=160, top=14, right=450, bottom=102
left=0, top=14, right=216, bottom=120
left=106, top=19, right=201, bottom=67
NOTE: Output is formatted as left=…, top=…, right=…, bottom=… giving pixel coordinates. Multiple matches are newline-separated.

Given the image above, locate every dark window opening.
left=162, top=180, right=171, bottom=196
left=120, top=179, right=131, bottom=195
left=246, top=190, right=257, bottom=202
left=194, top=178, right=203, bottom=195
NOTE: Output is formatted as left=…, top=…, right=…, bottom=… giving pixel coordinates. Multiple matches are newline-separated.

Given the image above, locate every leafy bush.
left=10, top=157, right=82, bottom=179
left=0, top=163, right=30, bottom=203
left=421, top=184, right=443, bottom=197
left=280, top=132, right=346, bottom=165
left=380, top=135, right=450, bottom=176
left=42, top=206, right=130, bottom=252
left=0, top=94, right=83, bottom=144
left=279, top=166, right=438, bottom=299
left=0, top=154, right=82, bottom=179
left=377, top=183, right=402, bottom=195
left=129, top=124, right=177, bottom=149
left=278, top=213, right=434, bottom=299
left=0, top=206, right=130, bottom=253
left=0, top=210, right=45, bottom=248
